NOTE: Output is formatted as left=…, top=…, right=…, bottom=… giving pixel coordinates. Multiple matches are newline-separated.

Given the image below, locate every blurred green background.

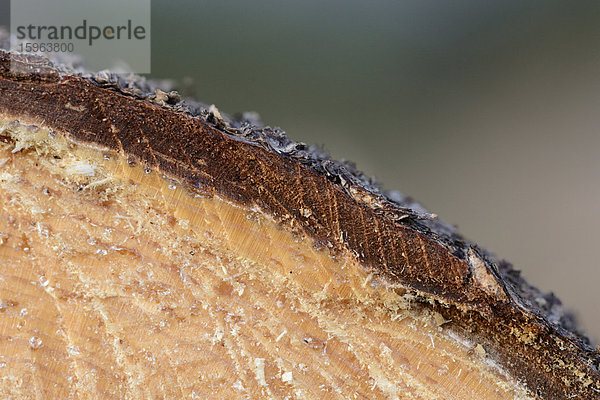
left=2, top=1, right=600, bottom=341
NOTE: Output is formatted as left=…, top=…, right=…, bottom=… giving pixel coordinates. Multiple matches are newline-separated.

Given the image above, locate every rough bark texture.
left=0, top=47, right=599, bottom=399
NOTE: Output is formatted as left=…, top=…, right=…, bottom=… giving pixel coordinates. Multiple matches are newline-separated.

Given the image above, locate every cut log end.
left=0, top=119, right=532, bottom=399
left=0, top=49, right=599, bottom=399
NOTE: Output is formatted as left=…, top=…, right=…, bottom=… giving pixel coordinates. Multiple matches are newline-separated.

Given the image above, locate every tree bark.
left=0, top=50, right=598, bottom=399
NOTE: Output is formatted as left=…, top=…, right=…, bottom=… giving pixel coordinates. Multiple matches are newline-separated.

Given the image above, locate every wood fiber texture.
left=0, top=50, right=599, bottom=399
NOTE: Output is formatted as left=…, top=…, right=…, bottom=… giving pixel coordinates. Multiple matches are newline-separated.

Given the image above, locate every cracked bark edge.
left=0, top=49, right=598, bottom=399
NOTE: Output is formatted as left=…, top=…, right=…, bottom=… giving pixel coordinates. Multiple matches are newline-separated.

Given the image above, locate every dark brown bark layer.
left=0, top=50, right=599, bottom=399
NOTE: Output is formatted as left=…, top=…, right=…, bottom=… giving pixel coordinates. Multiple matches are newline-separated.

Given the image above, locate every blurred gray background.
left=2, top=1, right=599, bottom=341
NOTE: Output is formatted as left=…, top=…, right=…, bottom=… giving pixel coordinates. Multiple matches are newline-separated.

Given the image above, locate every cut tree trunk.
left=0, top=50, right=598, bottom=399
